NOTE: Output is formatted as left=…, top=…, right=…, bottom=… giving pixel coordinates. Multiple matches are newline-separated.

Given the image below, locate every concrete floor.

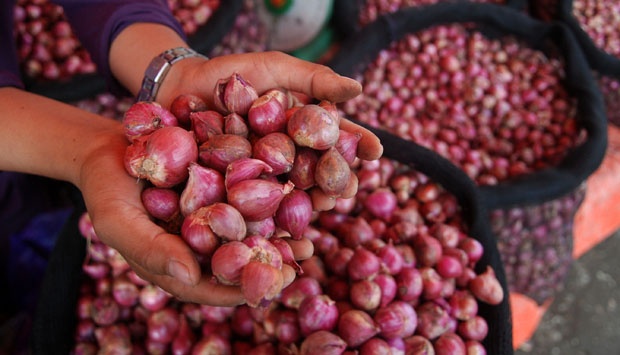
left=515, top=229, right=620, bottom=355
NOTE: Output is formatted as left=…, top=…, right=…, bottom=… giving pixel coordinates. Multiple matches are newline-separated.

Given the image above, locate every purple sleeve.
left=57, top=0, right=186, bottom=95
left=0, top=0, right=24, bottom=89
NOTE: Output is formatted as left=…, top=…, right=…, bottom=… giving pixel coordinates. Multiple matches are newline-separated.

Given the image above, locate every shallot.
left=124, top=126, right=198, bottom=188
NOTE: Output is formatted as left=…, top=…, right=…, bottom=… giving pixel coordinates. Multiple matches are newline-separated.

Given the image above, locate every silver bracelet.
left=136, top=47, right=208, bottom=102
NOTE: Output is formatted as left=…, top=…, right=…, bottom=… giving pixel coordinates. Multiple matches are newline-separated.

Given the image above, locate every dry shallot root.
left=122, top=72, right=367, bottom=307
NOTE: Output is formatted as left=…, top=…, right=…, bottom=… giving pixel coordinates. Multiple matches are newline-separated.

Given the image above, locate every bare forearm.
left=109, top=23, right=191, bottom=99
left=0, top=87, right=124, bottom=185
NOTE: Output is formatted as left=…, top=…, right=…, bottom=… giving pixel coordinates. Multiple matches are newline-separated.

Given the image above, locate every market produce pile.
left=572, top=0, right=620, bottom=126
left=341, top=23, right=584, bottom=186
left=13, top=0, right=221, bottom=82
left=572, top=0, right=620, bottom=57
left=355, top=0, right=508, bottom=28
left=207, top=0, right=268, bottom=57
left=70, top=73, right=505, bottom=354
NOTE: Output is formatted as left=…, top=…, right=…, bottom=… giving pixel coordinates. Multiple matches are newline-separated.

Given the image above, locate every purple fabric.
left=0, top=0, right=186, bottom=297
left=0, top=0, right=185, bottom=91
left=58, top=0, right=186, bottom=94
left=0, top=0, right=23, bottom=89
left=0, top=0, right=186, bottom=217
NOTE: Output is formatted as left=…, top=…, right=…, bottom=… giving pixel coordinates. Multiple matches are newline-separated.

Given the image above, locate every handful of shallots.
left=122, top=73, right=363, bottom=306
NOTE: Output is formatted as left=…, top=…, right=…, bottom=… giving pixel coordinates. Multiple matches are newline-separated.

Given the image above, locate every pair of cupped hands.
left=80, top=51, right=383, bottom=306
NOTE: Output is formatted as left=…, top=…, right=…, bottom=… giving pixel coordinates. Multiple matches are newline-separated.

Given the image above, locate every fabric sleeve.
left=56, top=0, right=187, bottom=95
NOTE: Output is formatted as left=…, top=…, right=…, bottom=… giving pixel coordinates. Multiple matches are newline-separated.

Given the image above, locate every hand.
left=78, top=126, right=314, bottom=306
left=158, top=51, right=383, bottom=161
left=84, top=52, right=383, bottom=306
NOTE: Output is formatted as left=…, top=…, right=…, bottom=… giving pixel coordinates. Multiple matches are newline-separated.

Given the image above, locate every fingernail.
left=168, top=260, right=194, bottom=286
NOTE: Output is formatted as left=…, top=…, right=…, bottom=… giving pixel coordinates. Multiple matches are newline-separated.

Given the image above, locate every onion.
left=274, top=188, right=313, bottom=240
left=190, top=110, right=224, bottom=143
left=337, top=309, right=380, bottom=348
left=211, top=241, right=253, bottom=285
left=227, top=179, right=295, bottom=221
left=298, top=294, right=339, bottom=336
left=170, top=93, right=208, bottom=128
left=146, top=307, right=180, bottom=344
left=349, top=279, right=382, bottom=311
left=122, top=101, right=178, bottom=141
left=252, top=132, right=296, bottom=175
left=280, top=276, right=323, bottom=309
left=288, top=147, right=319, bottom=190
left=198, top=134, right=252, bottom=173
left=299, top=330, right=347, bottom=355
left=315, top=147, right=352, bottom=197
left=141, top=187, right=180, bottom=223
left=374, top=301, right=417, bottom=339
left=469, top=266, right=504, bottom=305
left=124, top=126, right=198, bottom=188
left=287, top=104, right=340, bottom=150
left=224, top=157, right=273, bottom=189
left=179, top=163, right=226, bottom=216
left=213, top=72, right=259, bottom=115
left=347, top=247, right=381, bottom=281
left=240, top=261, right=284, bottom=307
left=247, top=91, right=287, bottom=136
left=433, top=332, right=466, bottom=355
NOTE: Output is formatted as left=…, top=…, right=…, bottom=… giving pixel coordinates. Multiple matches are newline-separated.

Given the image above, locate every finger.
left=126, top=258, right=246, bottom=307
left=285, top=237, right=314, bottom=261
left=209, top=52, right=363, bottom=103
left=310, top=187, right=337, bottom=211
left=282, top=264, right=297, bottom=289
left=264, top=54, right=362, bottom=103
left=339, top=117, right=384, bottom=161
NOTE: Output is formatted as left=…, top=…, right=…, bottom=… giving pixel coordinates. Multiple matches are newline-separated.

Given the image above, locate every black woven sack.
left=29, top=187, right=86, bottom=355
left=327, top=2, right=606, bottom=303
left=332, top=0, right=530, bottom=37
left=25, top=0, right=243, bottom=103
left=327, top=1, right=607, bottom=227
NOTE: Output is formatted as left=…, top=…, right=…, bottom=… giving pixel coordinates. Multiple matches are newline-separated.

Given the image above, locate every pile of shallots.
left=168, top=0, right=220, bottom=36
left=357, top=0, right=507, bottom=28
left=123, top=72, right=360, bottom=307
left=71, top=92, right=133, bottom=121
left=572, top=0, right=620, bottom=126
left=13, top=0, right=221, bottom=82
left=14, top=0, right=96, bottom=81
left=73, top=156, right=505, bottom=354
left=207, top=0, right=268, bottom=57
left=341, top=23, right=584, bottom=186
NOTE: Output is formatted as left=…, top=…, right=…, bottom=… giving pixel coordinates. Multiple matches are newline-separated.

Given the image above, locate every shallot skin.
left=227, top=179, right=295, bottom=221
left=124, top=126, right=198, bottom=188
left=287, top=104, right=340, bottom=150
left=122, top=101, right=179, bottom=141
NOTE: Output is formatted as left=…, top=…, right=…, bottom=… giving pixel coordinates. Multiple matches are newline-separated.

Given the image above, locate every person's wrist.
left=156, top=55, right=208, bottom=109
left=136, top=47, right=208, bottom=104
